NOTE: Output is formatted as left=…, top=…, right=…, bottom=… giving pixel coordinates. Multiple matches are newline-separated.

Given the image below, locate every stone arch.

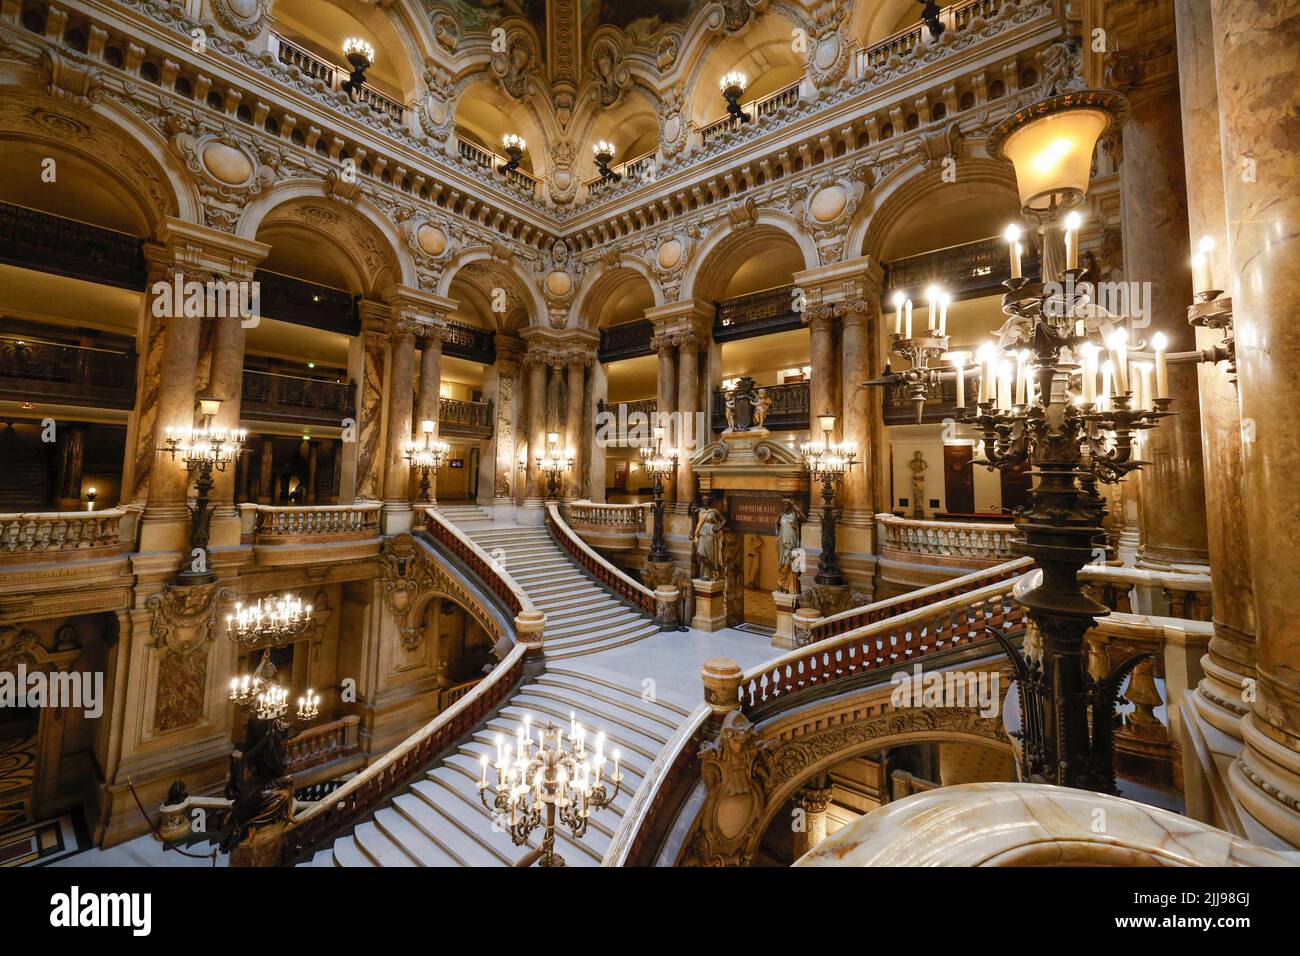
left=0, top=84, right=201, bottom=234
left=683, top=213, right=819, bottom=302
left=571, top=260, right=664, bottom=329
left=849, top=157, right=1020, bottom=262
left=435, top=248, right=547, bottom=334
left=235, top=181, right=417, bottom=293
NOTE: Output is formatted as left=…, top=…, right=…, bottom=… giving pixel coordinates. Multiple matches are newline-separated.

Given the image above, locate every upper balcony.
left=0, top=333, right=136, bottom=411
left=269, top=32, right=405, bottom=125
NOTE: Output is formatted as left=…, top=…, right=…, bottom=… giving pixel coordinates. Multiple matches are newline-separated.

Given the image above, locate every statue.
left=908, top=450, right=929, bottom=518
left=693, top=498, right=726, bottom=582
left=752, top=388, right=772, bottom=429
left=220, top=711, right=294, bottom=854
left=724, top=392, right=737, bottom=431
left=776, top=497, right=806, bottom=594
left=744, top=534, right=762, bottom=587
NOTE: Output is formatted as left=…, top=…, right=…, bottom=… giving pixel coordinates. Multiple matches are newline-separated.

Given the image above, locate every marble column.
left=416, top=331, right=444, bottom=504
left=677, top=337, right=700, bottom=504
left=565, top=359, right=586, bottom=499
left=491, top=337, right=524, bottom=513
left=791, top=778, right=833, bottom=860
left=1211, top=0, right=1300, bottom=846
left=306, top=440, right=319, bottom=504
left=807, top=308, right=838, bottom=429
left=1119, top=79, right=1210, bottom=568
left=526, top=352, right=548, bottom=503
left=1175, top=0, right=1256, bottom=740
left=381, top=321, right=417, bottom=532
left=654, top=334, right=678, bottom=501
left=206, top=310, right=246, bottom=544
left=339, top=302, right=391, bottom=504
left=143, top=304, right=201, bottom=522
left=589, top=359, right=608, bottom=503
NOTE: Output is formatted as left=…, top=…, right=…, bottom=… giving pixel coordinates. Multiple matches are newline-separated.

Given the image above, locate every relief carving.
left=146, top=582, right=231, bottom=734
left=684, top=710, right=773, bottom=866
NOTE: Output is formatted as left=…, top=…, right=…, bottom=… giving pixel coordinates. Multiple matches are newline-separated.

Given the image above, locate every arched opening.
left=689, top=14, right=805, bottom=138
left=452, top=78, right=545, bottom=189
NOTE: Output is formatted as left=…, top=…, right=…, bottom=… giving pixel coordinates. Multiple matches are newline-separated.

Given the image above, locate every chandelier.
left=800, top=412, right=858, bottom=588
left=161, top=396, right=245, bottom=585
left=536, top=431, right=574, bottom=500
left=883, top=285, right=953, bottom=423
left=227, top=593, right=314, bottom=647
left=592, top=140, right=620, bottom=183
left=477, top=713, right=622, bottom=867
left=341, top=37, right=375, bottom=97
left=404, top=419, right=450, bottom=502
left=228, top=651, right=318, bottom=722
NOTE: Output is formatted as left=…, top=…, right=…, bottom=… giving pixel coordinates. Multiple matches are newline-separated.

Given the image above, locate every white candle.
left=1081, top=344, right=1098, bottom=404
left=998, top=361, right=1013, bottom=410
left=892, top=291, right=904, bottom=335
left=925, top=285, right=938, bottom=333
left=1100, top=360, right=1113, bottom=410
left=1107, top=330, right=1129, bottom=394
left=1004, top=224, right=1022, bottom=279
left=1198, top=235, right=1216, bottom=291
left=955, top=365, right=965, bottom=409
left=904, top=299, right=913, bottom=339
left=1137, top=363, right=1153, bottom=410
left=1015, top=352, right=1028, bottom=405
left=1152, top=331, right=1169, bottom=399
left=939, top=293, right=951, bottom=337
left=1064, top=212, right=1082, bottom=270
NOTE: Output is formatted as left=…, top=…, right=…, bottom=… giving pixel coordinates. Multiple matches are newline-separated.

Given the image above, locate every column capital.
left=144, top=217, right=270, bottom=281
left=794, top=254, right=885, bottom=304
left=494, top=334, right=526, bottom=371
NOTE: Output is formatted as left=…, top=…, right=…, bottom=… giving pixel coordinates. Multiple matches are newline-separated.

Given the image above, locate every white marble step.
left=396, top=784, right=514, bottom=866
left=544, top=610, right=645, bottom=640
left=353, top=820, right=417, bottom=866
left=329, top=834, right=374, bottom=867
left=545, top=667, right=694, bottom=720
left=371, top=805, right=460, bottom=866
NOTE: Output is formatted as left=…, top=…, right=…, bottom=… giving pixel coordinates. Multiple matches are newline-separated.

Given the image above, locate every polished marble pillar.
left=808, top=308, right=837, bottom=432
left=1175, top=0, right=1256, bottom=740
left=1119, top=78, right=1210, bottom=568
left=654, top=334, right=678, bottom=501
left=526, top=351, right=548, bottom=503
left=55, top=425, right=85, bottom=510
left=381, top=321, right=417, bottom=530
left=1210, top=0, right=1300, bottom=846
left=677, top=337, right=701, bottom=503
left=416, top=330, right=444, bottom=504
left=206, top=309, right=246, bottom=544
left=565, top=358, right=586, bottom=499
left=491, top=337, right=525, bottom=514
left=791, top=777, right=833, bottom=860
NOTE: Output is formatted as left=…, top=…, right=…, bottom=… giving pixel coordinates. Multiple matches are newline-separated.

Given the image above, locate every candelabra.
left=882, top=286, right=954, bottom=424
left=1188, top=235, right=1236, bottom=379
left=160, top=397, right=244, bottom=585
left=593, top=141, right=621, bottom=183
left=404, top=419, right=450, bottom=502
left=228, top=650, right=318, bottom=723
left=499, top=134, right=526, bottom=175
left=341, top=37, right=374, bottom=98
left=964, top=87, right=1171, bottom=794
left=535, top=431, right=574, bottom=500
left=226, top=592, right=314, bottom=647
left=640, top=426, right=678, bottom=564
left=477, top=714, right=622, bottom=867
left=800, top=412, right=858, bottom=588
left=720, top=71, right=750, bottom=123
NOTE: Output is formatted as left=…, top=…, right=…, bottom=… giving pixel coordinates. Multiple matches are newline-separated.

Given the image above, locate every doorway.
left=943, top=444, right=974, bottom=515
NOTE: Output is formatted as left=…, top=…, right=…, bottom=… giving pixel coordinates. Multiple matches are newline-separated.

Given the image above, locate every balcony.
left=711, top=380, right=809, bottom=433
left=240, top=503, right=381, bottom=566
left=0, top=200, right=144, bottom=289
left=255, top=270, right=358, bottom=337
left=598, top=319, right=654, bottom=362
left=270, top=32, right=405, bottom=124
left=700, top=80, right=802, bottom=145
left=0, top=335, right=136, bottom=410
left=0, top=509, right=128, bottom=565
left=455, top=137, right=540, bottom=195
left=714, top=284, right=803, bottom=342
left=883, top=374, right=979, bottom=425
left=440, top=320, right=497, bottom=365
left=885, top=236, right=1042, bottom=305
left=586, top=149, right=658, bottom=196
left=241, top=369, right=355, bottom=427
left=856, top=0, right=1002, bottom=75
left=438, top=397, right=493, bottom=438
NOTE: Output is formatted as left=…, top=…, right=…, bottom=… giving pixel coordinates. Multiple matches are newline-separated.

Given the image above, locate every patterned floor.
left=0, top=735, right=36, bottom=831
left=0, top=813, right=81, bottom=866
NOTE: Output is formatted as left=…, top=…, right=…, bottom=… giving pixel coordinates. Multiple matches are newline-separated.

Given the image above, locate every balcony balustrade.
left=560, top=501, right=648, bottom=551
left=700, top=80, right=802, bottom=145
left=455, top=136, right=540, bottom=194
left=0, top=200, right=144, bottom=289
left=714, top=284, right=804, bottom=342
left=876, top=513, right=1019, bottom=564
left=0, top=509, right=127, bottom=563
left=855, top=0, right=1002, bottom=76
left=885, top=236, right=1042, bottom=306
left=438, top=397, right=493, bottom=438
left=271, top=32, right=405, bottom=123
left=586, top=149, right=658, bottom=194
left=254, top=270, right=359, bottom=337
left=883, top=375, right=980, bottom=425
left=285, top=715, right=362, bottom=776
left=241, top=369, right=355, bottom=427
left=598, top=320, right=654, bottom=362
left=440, top=320, right=497, bottom=365
left=241, top=503, right=380, bottom=543
left=0, top=335, right=136, bottom=410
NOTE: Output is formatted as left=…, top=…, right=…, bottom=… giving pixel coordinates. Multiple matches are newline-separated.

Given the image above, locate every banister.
left=423, top=507, right=537, bottom=620
left=281, top=643, right=527, bottom=862
left=545, top=502, right=656, bottom=614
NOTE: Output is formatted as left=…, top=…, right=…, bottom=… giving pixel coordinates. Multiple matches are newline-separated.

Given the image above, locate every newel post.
left=514, top=609, right=546, bottom=676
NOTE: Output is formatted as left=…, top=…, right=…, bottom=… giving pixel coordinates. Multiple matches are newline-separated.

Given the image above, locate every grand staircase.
left=302, top=516, right=683, bottom=867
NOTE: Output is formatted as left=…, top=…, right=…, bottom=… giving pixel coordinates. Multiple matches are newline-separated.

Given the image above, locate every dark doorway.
left=942, top=444, right=974, bottom=515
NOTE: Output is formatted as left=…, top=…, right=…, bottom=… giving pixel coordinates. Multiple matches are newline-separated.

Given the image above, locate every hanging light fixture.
left=341, top=37, right=375, bottom=97
left=720, top=71, right=751, bottom=123
left=227, top=593, right=314, bottom=647
left=499, top=134, right=527, bottom=174
left=592, top=140, right=620, bottom=183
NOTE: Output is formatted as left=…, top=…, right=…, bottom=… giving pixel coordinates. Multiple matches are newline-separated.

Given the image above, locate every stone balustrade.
left=0, top=509, right=127, bottom=562
left=877, top=513, right=1019, bottom=561
left=562, top=501, right=648, bottom=532
left=438, top=677, right=480, bottom=712
left=285, top=715, right=362, bottom=775
left=1079, top=564, right=1213, bottom=621
left=241, top=503, right=381, bottom=542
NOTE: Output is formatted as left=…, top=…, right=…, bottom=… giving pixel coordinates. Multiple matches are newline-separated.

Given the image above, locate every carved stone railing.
left=454, top=135, right=540, bottom=193
left=281, top=643, right=527, bottom=864
left=1079, top=564, right=1213, bottom=622
left=854, top=0, right=1002, bottom=76
left=883, top=374, right=981, bottom=424
left=741, top=573, right=1026, bottom=712
left=438, top=397, right=493, bottom=437
left=546, top=502, right=656, bottom=616
left=796, top=782, right=1297, bottom=866
left=241, top=368, right=355, bottom=426
left=438, top=677, right=480, bottom=712
left=241, top=503, right=380, bottom=543
left=586, top=148, right=658, bottom=193
left=876, top=514, right=1020, bottom=563
left=714, top=284, right=803, bottom=342
left=425, top=509, right=534, bottom=620
left=271, top=31, right=405, bottom=122
left=0, top=335, right=136, bottom=410
left=808, top=556, right=1033, bottom=642
left=561, top=501, right=649, bottom=534
left=0, top=510, right=127, bottom=561
left=440, top=320, right=497, bottom=365
left=285, top=715, right=362, bottom=775
left=701, top=81, right=802, bottom=144
left=711, top=380, right=810, bottom=432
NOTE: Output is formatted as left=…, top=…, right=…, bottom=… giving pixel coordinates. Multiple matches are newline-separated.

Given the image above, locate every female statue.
left=775, top=497, right=806, bottom=593
left=693, top=499, right=726, bottom=581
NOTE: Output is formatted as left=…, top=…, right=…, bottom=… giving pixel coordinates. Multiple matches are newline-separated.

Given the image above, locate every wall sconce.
left=593, top=141, right=620, bottom=183
left=720, top=71, right=750, bottom=123
left=341, top=37, right=375, bottom=97
left=500, top=134, right=527, bottom=174
left=85, top=487, right=97, bottom=512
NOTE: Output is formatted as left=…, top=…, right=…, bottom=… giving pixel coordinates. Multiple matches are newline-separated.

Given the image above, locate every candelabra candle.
left=477, top=714, right=622, bottom=867
left=904, top=299, right=913, bottom=338
left=1004, top=224, right=1023, bottom=279
left=892, top=291, right=904, bottom=335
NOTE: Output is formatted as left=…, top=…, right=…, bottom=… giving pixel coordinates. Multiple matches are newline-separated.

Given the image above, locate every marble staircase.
left=434, top=501, right=496, bottom=531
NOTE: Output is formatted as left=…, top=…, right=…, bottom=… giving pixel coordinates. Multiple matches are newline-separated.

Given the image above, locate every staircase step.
left=545, top=612, right=646, bottom=640
left=372, top=806, right=459, bottom=866
left=530, top=673, right=684, bottom=730
left=330, top=834, right=374, bottom=867
left=545, top=667, right=694, bottom=719
left=394, top=788, right=510, bottom=867
left=353, top=820, right=417, bottom=866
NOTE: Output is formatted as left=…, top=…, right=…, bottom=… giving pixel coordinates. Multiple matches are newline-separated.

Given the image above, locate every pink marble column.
left=525, top=352, right=548, bottom=501
left=207, top=311, right=246, bottom=520
left=677, top=337, right=701, bottom=503
left=655, top=334, right=678, bottom=501
left=1211, top=0, right=1300, bottom=844
left=1175, top=0, right=1256, bottom=738
left=565, top=358, right=586, bottom=499
left=381, top=321, right=417, bottom=526
left=1119, top=79, right=1210, bottom=568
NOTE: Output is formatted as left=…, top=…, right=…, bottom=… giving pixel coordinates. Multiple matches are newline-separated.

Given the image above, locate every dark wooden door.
left=943, top=444, right=975, bottom=515
left=1000, top=459, right=1033, bottom=514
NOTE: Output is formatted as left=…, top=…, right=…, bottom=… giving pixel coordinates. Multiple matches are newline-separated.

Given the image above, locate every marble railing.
left=561, top=501, right=649, bottom=534
left=285, top=715, right=362, bottom=775
left=240, top=503, right=380, bottom=542
left=425, top=508, right=537, bottom=620
left=854, top=0, right=1001, bottom=76
left=281, top=643, right=528, bottom=864
left=438, top=677, right=480, bottom=712
left=0, top=509, right=127, bottom=560
left=546, top=503, right=657, bottom=616
left=876, top=514, right=1020, bottom=562
left=1079, top=564, right=1213, bottom=622
left=270, top=32, right=405, bottom=122
left=455, top=136, right=540, bottom=193
left=700, top=80, right=802, bottom=144
left=795, top=782, right=1297, bottom=866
